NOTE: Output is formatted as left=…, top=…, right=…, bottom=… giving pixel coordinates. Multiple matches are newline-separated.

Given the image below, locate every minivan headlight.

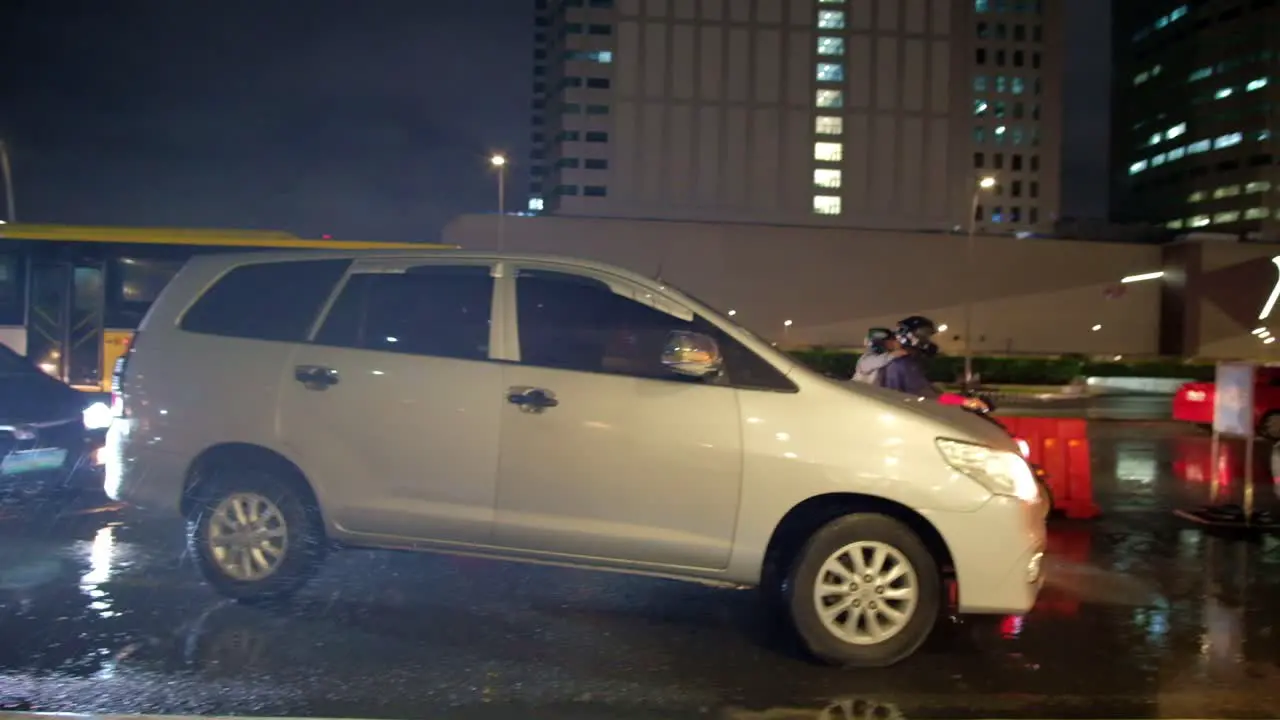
left=936, top=438, right=1039, bottom=502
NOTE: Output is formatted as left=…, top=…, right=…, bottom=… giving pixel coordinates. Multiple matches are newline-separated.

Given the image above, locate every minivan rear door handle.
left=295, top=365, right=340, bottom=390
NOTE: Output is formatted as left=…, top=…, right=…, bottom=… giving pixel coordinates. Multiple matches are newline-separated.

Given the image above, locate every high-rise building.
left=1111, top=1, right=1279, bottom=239
left=526, top=0, right=1064, bottom=235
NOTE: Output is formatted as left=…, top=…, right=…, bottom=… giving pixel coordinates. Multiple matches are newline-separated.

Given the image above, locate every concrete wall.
left=443, top=213, right=1162, bottom=355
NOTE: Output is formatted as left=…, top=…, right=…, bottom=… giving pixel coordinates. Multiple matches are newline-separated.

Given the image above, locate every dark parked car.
left=0, top=343, right=109, bottom=501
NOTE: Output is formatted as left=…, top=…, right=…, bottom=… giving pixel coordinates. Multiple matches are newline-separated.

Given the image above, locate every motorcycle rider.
left=881, top=315, right=990, bottom=412
left=879, top=316, right=942, bottom=397
left=851, top=327, right=906, bottom=385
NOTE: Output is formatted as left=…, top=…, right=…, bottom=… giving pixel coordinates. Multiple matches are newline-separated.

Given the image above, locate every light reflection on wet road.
left=2, top=422, right=1280, bottom=720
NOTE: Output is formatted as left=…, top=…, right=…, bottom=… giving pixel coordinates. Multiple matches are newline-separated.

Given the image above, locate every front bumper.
left=927, top=494, right=1047, bottom=615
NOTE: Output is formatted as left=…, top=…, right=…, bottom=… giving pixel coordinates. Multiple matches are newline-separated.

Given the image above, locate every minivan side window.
left=515, top=269, right=796, bottom=391
left=314, top=265, right=494, bottom=362
left=180, top=259, right=351, bottom=342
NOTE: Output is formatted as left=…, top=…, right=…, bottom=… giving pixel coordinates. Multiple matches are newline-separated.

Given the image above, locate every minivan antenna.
left=653, top=225, right=673, bottom=283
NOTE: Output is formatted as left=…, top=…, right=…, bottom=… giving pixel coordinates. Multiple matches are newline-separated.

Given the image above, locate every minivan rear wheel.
left=786, top=513, right=940, bottom=667
left=190, top=468, right=325, bottom=603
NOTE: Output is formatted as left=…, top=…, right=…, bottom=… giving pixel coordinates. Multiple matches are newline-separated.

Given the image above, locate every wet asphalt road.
left=3, top=420, right=1280, bottom=720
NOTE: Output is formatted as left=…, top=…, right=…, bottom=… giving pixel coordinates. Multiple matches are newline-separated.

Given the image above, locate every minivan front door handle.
left=295, top=364, right=340, bottom=390
left=506, top=386, right=559, bottom=412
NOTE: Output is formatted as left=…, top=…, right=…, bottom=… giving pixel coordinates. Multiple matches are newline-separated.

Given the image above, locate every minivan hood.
left=823, top=378, right=1018, bottom=452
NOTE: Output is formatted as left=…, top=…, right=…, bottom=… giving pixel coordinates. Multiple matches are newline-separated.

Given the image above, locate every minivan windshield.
left=663, top=283, right=770, bottom=345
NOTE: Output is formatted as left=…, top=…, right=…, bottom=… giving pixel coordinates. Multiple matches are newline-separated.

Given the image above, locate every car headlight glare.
left=936, top=438, right=1039, bottom=502
left=82, top=401, right=114, bottom=430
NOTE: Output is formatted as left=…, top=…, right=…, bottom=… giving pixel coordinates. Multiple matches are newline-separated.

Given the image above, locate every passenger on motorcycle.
left=851, top=327, right=906, bottom=385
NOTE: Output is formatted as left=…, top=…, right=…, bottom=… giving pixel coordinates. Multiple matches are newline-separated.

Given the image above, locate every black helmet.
left=895, top=315, right=939, bottom=355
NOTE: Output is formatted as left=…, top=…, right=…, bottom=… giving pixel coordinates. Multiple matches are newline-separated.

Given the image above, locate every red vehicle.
left=1173, top=366, right=1280, bottom=439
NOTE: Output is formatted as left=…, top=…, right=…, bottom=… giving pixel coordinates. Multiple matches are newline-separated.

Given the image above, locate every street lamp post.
left=0, top=139, right=15, bottom=223
left=783, top=319, right=793, bottom=344
left=490, top=154, right=507, bottom=251
left=963, top=175, right=997, bottom=388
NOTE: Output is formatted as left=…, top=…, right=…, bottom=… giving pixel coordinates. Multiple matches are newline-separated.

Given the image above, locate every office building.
left=526, top=0, right=1064, bottom=234
left=1111, top=1, right=1279, bottom=239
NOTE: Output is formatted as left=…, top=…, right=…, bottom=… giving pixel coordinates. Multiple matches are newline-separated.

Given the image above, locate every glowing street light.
left=963, top=175, right=998, bottom=387
left=490, top=153, right=508, bottom=250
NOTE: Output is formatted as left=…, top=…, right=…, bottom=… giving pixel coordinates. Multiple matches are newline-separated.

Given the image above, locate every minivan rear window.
left=180, top=259, right=351, bottom=342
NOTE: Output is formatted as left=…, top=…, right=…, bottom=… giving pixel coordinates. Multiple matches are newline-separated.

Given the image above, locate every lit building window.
left=1134, top=71, right=1150, bottom=86
left=1246, top=180, right=1272, bottom=194
left=1245, top=207, right=1269, bottom=220
left=1165, top=122, right=1186, bottom=140
left=565, top=50, right=614, bottom=63
left=1188, top=190, right=1206, bottom=202
left=814, top=142, right=844, bottom=162
left=817, top=37, right=845, bottom=55
left=1128, top=159, right=1148, bottom=175
left=1214, top=87, right=1234, bottom=99
left=975, top=0, right=989, bottom=12
left=528, top=197, right=545, bottom=211
left=816, top=63, right=844, bottom=82
left=1148, top=132, right=1161, bottom=146
left=1247, top=77, right=1269, bottom=92
left=1212, top=132, right=1242, bottom=149
left=974, top=76, right=988, bottom=91
left=814, top=169, right=842, bottom=189
left=815, top=89, right=844, bottom=107
left=1151, top=152, right=1166, bottom=166
left=1213, top=210, right=1241, bottom=224
left=817, top=11, right=845, bottom=29
left=1166, top=146, right=1185, bottom=160
left=1011, top=77, right=1025, bottom=94
left=1188, top=215, right=1211, bottom=228
left=1186, top=139, right=1210, bottom=154
left=1166, top=219, right=1184, bottom=229
left=1188, top=67, right=1213, bottom=82
left=974, top=99, right=988, bottom=116
left=813, top=195, right=842, bottom=215
left=815, top=116, right=843, bottom=135
left=1212, top=185, right=1241, bottom=199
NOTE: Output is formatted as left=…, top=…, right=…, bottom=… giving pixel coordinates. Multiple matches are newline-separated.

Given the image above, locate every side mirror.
left=661, top=330, right=723, bottom=378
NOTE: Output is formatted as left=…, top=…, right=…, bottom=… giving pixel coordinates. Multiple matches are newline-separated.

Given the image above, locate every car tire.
left=189, top=465, right=326, bottom=604
left=1259, top=412, right=1280, bottom=441
left=785, top=513, right=940, bottom=668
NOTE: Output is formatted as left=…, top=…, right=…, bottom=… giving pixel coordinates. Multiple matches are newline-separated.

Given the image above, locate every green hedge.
left=789, top=349, right=1216, bottom=385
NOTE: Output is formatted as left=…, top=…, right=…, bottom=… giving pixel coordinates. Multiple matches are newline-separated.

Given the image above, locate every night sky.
left=1, top=0, right=1108, bottom=241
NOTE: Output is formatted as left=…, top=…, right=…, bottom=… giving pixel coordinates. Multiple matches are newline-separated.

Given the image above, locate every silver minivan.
left=105, top=250, right=1047, bottom=667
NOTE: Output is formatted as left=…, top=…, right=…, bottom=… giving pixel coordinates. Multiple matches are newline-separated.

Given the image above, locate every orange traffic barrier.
left=995, top=416, right=1100, bottom=519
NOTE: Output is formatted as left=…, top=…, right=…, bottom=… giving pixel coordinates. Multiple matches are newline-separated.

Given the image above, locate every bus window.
left=0, top=253, right=22, bottom=327
left=119, top=257, right=184, bottom=304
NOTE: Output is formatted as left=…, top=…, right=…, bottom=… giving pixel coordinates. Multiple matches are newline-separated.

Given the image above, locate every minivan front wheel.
left=786, top=514, right=940, bottom=667
left=190, top=469, right=325, bottom=603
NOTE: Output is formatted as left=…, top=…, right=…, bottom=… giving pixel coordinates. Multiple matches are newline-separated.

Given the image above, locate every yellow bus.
left=0, top=223, right=453, bottom=391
